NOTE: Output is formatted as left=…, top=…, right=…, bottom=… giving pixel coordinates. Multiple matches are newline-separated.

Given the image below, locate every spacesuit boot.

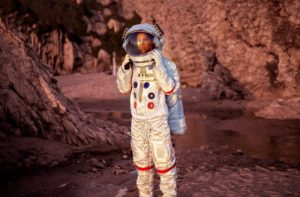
left=136, top=169, right=154, bottom=197
left=158, top=167, right=177, bottom=197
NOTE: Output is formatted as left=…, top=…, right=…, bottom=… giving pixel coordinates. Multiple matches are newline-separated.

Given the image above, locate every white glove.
left=151, top=49, right=176, bottom=94
left=121, top=54, right=133, bottom=70
left=151, top=49, right=163, bottom=67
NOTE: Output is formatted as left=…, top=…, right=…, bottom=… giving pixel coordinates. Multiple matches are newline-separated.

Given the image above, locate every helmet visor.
left=124, top=32, right=156, bottom=56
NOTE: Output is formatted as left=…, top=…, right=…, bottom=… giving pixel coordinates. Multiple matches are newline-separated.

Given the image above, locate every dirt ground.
left=0, top=73, right=299, bottom=196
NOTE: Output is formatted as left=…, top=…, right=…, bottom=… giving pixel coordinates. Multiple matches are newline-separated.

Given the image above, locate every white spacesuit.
left=117, top=23, right=186, bottom=197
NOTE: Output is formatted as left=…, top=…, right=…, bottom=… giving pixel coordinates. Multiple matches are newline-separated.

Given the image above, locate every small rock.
left=199, top=145, right=208, bottom=151
left=89, top=157, right=99, bottom=163
left=115, top=187, right=128, bottom=197
left=58, top=182, right=69, bottom=188
left=96, top=163, right=106, bottom=169
left=255, top=165, right=270, bottom=173
left=232, top=149, right=244, bottom=155
left=114, top=165, right=129, bottom=175
left=268, top=166, right=277, bottom=171
left=107, top=18, right=121, bottom=33
left=103, top=8, right=112, bottom=17
left=50, top=161, right=59, bottom=167
left=91, top=38, right=102, bottom=48
left=114, top=168, right=129, bottom=175
left=90, top=157, right=106, bottom=169
left=101, top=159, right=107, bottom=165
left=94, top=22, right=107, bottom=35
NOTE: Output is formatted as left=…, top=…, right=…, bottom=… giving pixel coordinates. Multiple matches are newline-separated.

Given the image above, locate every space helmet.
left=122, top=23, right=164, bottom=57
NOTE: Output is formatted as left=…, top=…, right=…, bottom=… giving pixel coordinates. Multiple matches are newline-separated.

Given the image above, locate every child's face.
left=136, top=32, right=154, bottom=54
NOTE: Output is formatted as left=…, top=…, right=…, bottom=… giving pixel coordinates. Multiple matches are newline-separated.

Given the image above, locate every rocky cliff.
left=1, top=0, right=140, bottom=75
left=121, top=0, right=300, bottom=100
left=1, top=0, right=299, bottom=101
left=0, top=19, right=129, bottom=146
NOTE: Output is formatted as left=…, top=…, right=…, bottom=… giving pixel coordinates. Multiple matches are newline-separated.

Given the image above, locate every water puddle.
left=174, top=115, right=300, bottom=164
left=89, top=110, right=300, bottom=164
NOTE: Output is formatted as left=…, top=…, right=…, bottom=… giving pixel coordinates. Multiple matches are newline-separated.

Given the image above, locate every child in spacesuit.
left=117, top=23, right=186, bottom=197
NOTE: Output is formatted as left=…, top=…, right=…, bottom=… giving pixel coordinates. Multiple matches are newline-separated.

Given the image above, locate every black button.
left=134, top=81, right=138, bottom=88
left=148, top=92, right=155, bottom=99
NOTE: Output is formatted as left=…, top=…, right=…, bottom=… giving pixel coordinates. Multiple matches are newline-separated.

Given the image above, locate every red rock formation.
left=0, top=19, right=129, bottom=146
left=1, top=0, right=141, bottom=75
left=121, top=0, right=300, bottom=99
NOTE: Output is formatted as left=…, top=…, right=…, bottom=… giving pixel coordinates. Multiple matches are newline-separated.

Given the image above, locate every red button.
left=147, top=102, right=154, bottom=109
left=134, top=101, right=137, bottom=108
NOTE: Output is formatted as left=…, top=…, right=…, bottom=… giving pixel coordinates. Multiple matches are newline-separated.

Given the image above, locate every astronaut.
left=116, top=23, right=186, bottom=197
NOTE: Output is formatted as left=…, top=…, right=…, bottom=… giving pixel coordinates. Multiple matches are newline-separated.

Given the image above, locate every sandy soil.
left=0, top=72, right=299, bottom=196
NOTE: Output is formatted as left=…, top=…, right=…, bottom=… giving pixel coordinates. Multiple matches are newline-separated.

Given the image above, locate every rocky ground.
left=1, top=143, right=299, bottom=197
left=0, top=72, right=299, bottom=196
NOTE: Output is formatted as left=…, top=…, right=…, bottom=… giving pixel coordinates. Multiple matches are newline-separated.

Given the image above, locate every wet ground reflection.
left=174, top=115, right=300, bottom=164
left=86, top=109, right=300, bottom=164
